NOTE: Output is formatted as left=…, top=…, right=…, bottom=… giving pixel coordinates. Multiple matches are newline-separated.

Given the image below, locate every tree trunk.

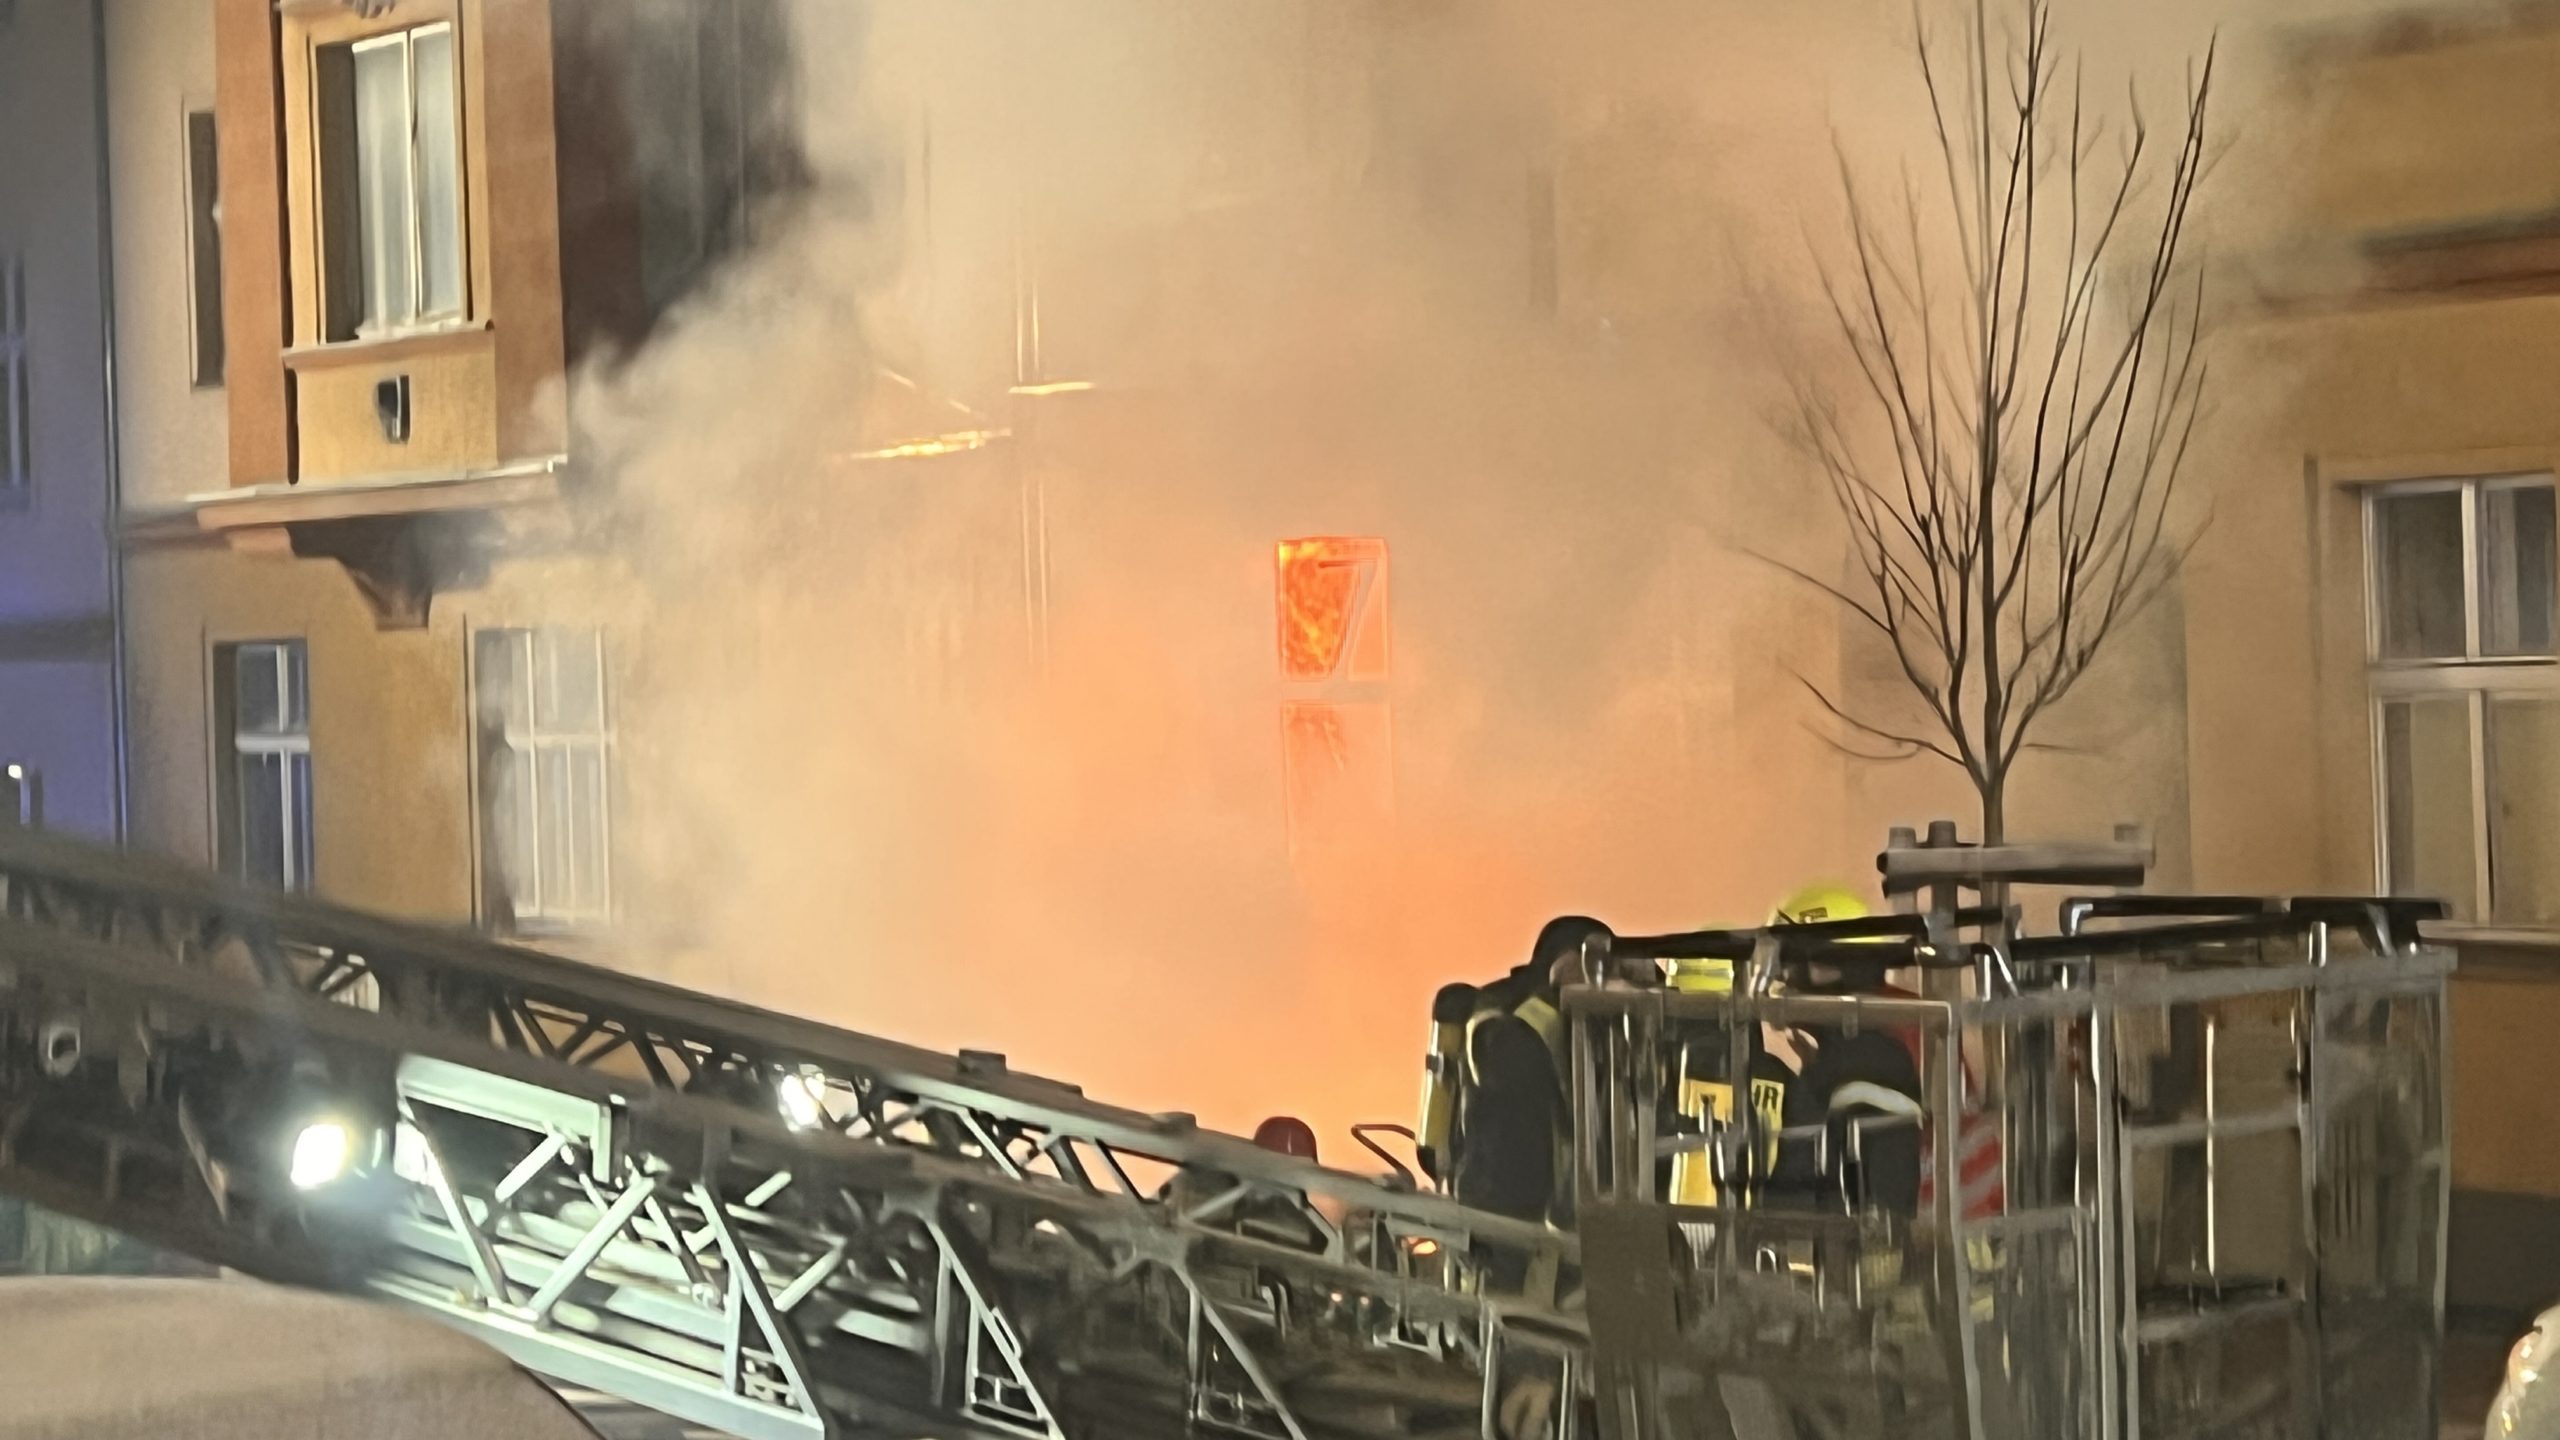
left=1979, top=774, right=2006, bottom=847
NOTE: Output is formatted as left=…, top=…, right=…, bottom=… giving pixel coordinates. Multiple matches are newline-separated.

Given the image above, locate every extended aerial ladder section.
left=0, top=823, right=2457, bottom=1440
left=0, top=830, right=1582, bottom=1440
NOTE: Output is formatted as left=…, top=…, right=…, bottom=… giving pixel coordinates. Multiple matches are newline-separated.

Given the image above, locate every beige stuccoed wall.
left=120, top=544, right=475, bottom=921
left=2189, top=292, right=2560, bottom=901
left=2183, top=15, right=2560, bottom=1226
left=2293, top=25, right=2560, bottom=241
left=2210, top=320, right=2560, bottom=1217
left=2185, top=11, right=2560, bottom=897
left=103, top=0, right=230, bottom=514
left=104, top=0, right=482, bottom=917
left=2194, top=295, right=2560, bottom=1202
left=118, top=539, right=639, bottom=929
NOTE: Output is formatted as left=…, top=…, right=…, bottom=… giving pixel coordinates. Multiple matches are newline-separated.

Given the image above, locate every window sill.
left=2373, top=656, right=2560, bottom=670
left=282, top=320, right=490, bottom=373
left=495, top=923, right=616, bottom=967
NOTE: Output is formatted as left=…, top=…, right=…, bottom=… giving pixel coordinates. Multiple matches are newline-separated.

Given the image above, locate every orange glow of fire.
left=1277, top=539, right=1356, bottom=679
left=840, top=428, right=1009, bottom=463
left=1283, top=701, right=1352, bottom=775
left=1276, top=537, right=1384, bottom=682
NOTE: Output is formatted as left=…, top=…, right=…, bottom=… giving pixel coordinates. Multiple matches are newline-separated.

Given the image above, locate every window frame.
left=470, top=625, right=615, bottom=936
left=214, top=639, right=316, bottom=894
left=2365, top=472, right=2560, bottom=923
left=1275, top=538, right=1396, bottom=863
left=314, top=17, right=468, bottom=344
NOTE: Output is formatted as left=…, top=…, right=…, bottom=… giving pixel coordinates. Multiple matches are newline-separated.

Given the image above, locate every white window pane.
left=532, top=631, right=561, bottom=733
left=473, top=629, right=530, bottom=732
left=472, top=628, right=556, bottom=929
left=2481, top=483, right=2557, bottom=658
left=539, top=631, right=604, bottom=734
left=494, top=747, right=537, bottom=913
left=566, top=743, right=608, bottom=915
left=2372, top=491, right=2467, bottom=661
left=412, top=25, right=464, bottom=319
left=536, top=747, right=573, bottom=915
left=474, top=627, right=610, bottom=929
left=354, top=37, right=415, bottom=332
left=281, top=642, right=310, bottom=734
left=288, top=752, right=315, bottom=892
left=2382, top=697, right=2479, bottom=920
left=2491, top=698, right=2560, bottom=926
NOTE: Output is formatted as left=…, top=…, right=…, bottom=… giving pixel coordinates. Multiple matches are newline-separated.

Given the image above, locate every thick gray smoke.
left=540, top=0, right=2408, bottom=1147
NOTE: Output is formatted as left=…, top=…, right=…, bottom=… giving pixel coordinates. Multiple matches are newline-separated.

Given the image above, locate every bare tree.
left=1784, top=0, right=2214, bottom=843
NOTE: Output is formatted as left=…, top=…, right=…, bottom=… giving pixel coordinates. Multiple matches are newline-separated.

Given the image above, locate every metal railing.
left=0, top=829, right=1583, bottom=1440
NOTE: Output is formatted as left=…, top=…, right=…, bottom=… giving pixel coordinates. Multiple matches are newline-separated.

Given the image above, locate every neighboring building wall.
left=2195, top=14, right=2560, bottom=901
left=120, top=545, right=473, bottom=917
left=108, top=0, right=229, bottom=878
left=117, top=0, right=559, bottom=912
left=116, top=0, right=797, bottom=938
left=107, top=0, right=2162, bottom=1148
left=0, top=0, right=121, bottom=841
left=2190, top=8, right=2560, bottom=1318
left=0, top=0, right=169, bottom=1281
left=259, top=0, right=566, bottom=488
left=105, top=0, right=227, bottom=514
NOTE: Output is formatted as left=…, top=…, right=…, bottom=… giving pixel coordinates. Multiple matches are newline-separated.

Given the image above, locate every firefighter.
left=1759, top=885, right=1928, bottom=1218
left=1440, top=915, right=1612, bottom=1227
left=1657, top=886, right=1917, bottom=1213
left=1662, top=940, right=1795, bottom=1209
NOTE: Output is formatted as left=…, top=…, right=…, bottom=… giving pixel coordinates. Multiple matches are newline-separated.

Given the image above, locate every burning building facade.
left=61, top=0, right=2560, bottom=1314
left=96, top=0, right=1921, bottom=1144
left=110, top=0, right=803, bottom=923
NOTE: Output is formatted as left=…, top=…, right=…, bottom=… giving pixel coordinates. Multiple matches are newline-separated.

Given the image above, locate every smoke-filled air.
left=539, top=0, right=2406, bottom=1151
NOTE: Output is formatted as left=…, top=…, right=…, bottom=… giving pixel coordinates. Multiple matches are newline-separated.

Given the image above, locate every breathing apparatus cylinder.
left=1416, top=983, right=1478, bottom=1185
left=1665, top=961, right=1785, bottom=1207
left=1669, top=1046, right=1790, bottom=1205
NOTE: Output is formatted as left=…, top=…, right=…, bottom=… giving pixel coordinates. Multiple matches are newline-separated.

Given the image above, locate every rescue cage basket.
left=1561, top=903, right=2452, bottom=1440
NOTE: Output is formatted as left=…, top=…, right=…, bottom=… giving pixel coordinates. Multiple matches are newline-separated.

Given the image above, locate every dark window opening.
left=186, top=109, right=226, bottom=386
left=214, top=640, right=314, bottom=892
left=0, top=254, right=26, bottom=503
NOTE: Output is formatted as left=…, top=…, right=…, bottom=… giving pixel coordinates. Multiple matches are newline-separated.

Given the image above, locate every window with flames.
left=1276, top=537, right=1393, bottom=856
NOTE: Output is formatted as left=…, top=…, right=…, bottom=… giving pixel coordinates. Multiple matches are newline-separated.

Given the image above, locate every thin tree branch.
left=1785, top=0, right=2216, bottom=837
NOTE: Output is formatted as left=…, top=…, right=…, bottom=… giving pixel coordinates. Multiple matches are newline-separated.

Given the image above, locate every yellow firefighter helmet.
left=1769, top=884, right=1870, bottom=927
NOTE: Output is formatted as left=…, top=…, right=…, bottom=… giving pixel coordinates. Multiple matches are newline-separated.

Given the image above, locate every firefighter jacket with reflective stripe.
left=1450, top=983, right=1573, bottom=1226
left=1769, top=1027, right=1927, bottom=1217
